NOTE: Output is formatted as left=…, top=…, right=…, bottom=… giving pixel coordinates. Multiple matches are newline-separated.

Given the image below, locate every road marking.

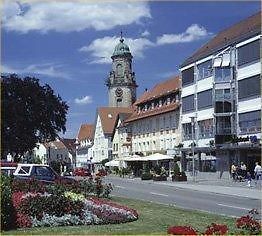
left=115, top=185, right=126, bottom=189
left=150, top=192, right=169, bottom=197
left=217, top=203, right=251, bottom=211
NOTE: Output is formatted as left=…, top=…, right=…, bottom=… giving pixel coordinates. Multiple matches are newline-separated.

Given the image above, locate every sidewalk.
left=108, top=175, right=262, bottom=200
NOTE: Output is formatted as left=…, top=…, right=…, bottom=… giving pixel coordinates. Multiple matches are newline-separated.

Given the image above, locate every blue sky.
left=2, top=1, right=260, bottom=138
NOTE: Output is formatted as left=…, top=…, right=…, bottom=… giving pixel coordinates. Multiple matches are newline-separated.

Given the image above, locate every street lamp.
left=190, top=115, right=197, bottom=182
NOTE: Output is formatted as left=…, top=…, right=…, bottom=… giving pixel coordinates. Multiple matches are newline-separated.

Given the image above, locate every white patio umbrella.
left=145, top=153, right=173, bottom=161
left=105, top=160, right=120, bottom=167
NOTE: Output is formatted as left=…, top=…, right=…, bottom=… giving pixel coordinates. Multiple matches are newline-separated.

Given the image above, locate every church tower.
left=106, top=35, right=137, bottom=107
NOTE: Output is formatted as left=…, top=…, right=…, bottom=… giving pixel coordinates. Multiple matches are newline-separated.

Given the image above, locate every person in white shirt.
left=254, top=162, right=262, bottom=184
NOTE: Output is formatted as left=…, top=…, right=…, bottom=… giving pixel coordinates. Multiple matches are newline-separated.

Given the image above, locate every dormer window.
left=159, top=99, right=162, bottom=107
left=167, top=97, right=171, bottom=104
left=151, top=102, right=154, bottom=109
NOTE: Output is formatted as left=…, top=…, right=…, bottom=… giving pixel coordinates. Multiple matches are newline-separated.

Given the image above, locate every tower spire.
left=120, top=30, right=124, bottom=42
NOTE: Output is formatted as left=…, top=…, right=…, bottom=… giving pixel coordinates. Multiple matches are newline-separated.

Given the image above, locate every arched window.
left=116, top=64, right=123, bottom=76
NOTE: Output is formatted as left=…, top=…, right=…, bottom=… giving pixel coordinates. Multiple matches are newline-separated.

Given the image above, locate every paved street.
left=104, top=175, right=261, bottom=217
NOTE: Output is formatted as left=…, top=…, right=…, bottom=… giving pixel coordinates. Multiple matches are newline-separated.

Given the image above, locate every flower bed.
left=12, top=191, right=138, bottom=228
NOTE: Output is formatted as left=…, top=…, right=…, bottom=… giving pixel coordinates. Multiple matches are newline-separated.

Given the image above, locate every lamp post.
left=190, top=115, right=196, bottom=182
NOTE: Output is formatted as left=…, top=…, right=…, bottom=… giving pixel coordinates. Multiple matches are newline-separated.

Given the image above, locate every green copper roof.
left=112, top=38, right=131, bottom=57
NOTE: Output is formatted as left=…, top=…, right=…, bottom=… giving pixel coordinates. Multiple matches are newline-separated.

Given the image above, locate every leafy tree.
left=1, top=74, right=69, bottom=159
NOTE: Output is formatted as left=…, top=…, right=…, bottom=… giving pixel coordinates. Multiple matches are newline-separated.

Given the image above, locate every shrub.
left=12, top=178, right=46, bottom=193
left=1, top=175, right=16, bottom=230
left=167, top=226, right=197, bottom=235
left=236, top=209, right=261, bottom=235
left=204, top=223, right=228, bottom=235
left=141, top=172, right=152, bottom=180
left=18, top=194, right=84, bottom=219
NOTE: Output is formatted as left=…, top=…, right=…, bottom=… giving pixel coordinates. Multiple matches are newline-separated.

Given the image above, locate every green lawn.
left=4, top=196, right=246, bottom=235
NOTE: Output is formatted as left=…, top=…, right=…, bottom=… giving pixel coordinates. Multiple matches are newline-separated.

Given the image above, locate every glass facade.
left=182, top=123, right=192, bottom=140
left=214, top=67, right=231, bottom=83
left=182, top=67, right=194, bottom=86
left=239, top=110, right=261, bottom=134
left=197, top=60, right=212, bottom=80
left=238, top=39, right=260, bottom=66
left=238, top=74, right=261, bottom=100
left=197, top=89, right=212, bottom=110
left=182, top=95, right=195, bottom=112
left=198, top=119, right=213, bottom=138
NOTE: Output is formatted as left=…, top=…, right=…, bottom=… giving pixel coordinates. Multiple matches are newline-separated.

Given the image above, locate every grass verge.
left=3, top=196, right=245, bottom=235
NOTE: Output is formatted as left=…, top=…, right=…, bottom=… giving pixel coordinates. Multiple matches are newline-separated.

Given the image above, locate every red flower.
left=205, top=223, right=228, bottom=235
left=12, top=191, right=25, bottom=209
left=167, top=226, right=197, bottom=235
left=16, top=212, right=32, bottom=228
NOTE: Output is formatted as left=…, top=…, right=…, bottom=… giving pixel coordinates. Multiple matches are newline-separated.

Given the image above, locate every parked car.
left=0, top=161, right=18, bottom=176
left=72, top=167, right=91, bottom=177
left=13, top=164, right=76, bottom=184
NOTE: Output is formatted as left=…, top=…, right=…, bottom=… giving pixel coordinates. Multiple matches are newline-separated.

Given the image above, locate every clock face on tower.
left=115, top=87, right=123, bottom=97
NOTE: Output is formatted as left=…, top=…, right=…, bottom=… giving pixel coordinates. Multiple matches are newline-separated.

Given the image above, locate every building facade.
left=75, top=124, right=94, bottom=167
left=180, top=12, right=261, bottom=176
left=124, top=76, right=181, bottom=157
left=106, top=36, right=137, bottom=107
left=90, top=107, right=133, bottom=163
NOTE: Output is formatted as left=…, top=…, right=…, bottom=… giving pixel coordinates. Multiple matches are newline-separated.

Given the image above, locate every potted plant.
left=153, top=166, right=167, bottom=181
left=141, top=163, right=153, bottom=180
left=172, top=162, right=187, bottom=181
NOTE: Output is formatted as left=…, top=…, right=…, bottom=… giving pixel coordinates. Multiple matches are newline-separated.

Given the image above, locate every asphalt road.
left=104, top=176, right=261, bottom=217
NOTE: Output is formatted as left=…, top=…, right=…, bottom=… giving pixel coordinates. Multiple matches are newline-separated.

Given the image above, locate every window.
left=35, top=166, right=54, bottom=177
left=18, top=166, right=30, bottom=175
left=216, top=116, right=231, bottom=135
left=197, top=89, right=212, bottom=109
left=239, top=110, right=261, bottom=134
left=215, top=101, right=232, bottom=113
left=238, top=75, right=261, bottom=100
left=198, top=119, right=213, bottom=138
left=214, top=68, right=231, bottom=83
left=197, top=60, right=212, bottom=80
left=182, top=67, right=194, bottom=86
left=238, top=40, right=260, bottom=66
left=116, top=64, right=124, bottom=76
left=182, top=123, right=192, bottom=140
left=182, top=95, right=195, bottom=112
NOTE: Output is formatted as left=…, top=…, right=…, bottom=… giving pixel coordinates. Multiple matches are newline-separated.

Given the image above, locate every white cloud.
left=2, top=1, right=151, bottom=33
left=79, top=36, right=155, bottom=64
left=2, top=63, right=70, bottom=80
left=156, top=24, right=211, bottom=45
left=74, top=96, right=93, bottom=105
left=141, top=30, right=150, bottom=37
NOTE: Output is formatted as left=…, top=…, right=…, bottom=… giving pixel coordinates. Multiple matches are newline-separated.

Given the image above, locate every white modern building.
left=180, top=12, right=261, bottom=176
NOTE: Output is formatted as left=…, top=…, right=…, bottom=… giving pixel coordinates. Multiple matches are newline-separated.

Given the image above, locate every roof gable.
left=77, top=124, right=94, bottom=141
left=97, top=107, right=133, bottom=135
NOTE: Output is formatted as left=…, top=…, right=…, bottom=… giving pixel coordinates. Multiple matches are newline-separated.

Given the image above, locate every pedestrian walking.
left=231, top=163, right=237, bottom=181
left=240, top=162, right=247, bottom=179
left=246, top=172, right=252, bottom=187
left=254, top=162, right=262, bottom=184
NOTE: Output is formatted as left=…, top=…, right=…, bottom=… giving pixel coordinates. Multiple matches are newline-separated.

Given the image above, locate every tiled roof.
left=125, top=76, right=181, bottom=123
left=181, top=11, right=261, bottom=67
left=125, top=102, right=180, bottom=123
left=43, top=140, right=67, bottom=150
left=98, top=107, right=133, bottom=135
left=134, top=75, right=181, bottom=105
left=77, top=124, right=94, bottom=141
